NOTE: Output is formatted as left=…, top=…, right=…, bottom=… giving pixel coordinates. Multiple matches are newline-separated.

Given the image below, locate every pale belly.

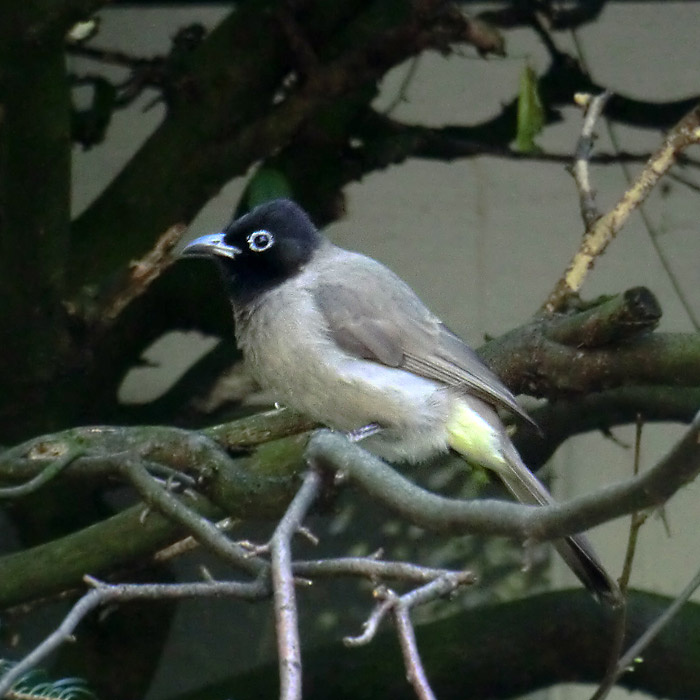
left=234, top=291, right=453, bottom=463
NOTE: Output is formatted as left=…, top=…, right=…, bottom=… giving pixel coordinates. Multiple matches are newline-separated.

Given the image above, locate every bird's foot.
left=345, top=423, right=382, bottom=443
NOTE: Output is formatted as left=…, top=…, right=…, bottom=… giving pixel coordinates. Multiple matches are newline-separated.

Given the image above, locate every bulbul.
left=182, top=198, right=620, bottom=605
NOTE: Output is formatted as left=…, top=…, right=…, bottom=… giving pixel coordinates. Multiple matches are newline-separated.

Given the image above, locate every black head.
left=181, top=199, right=322, bottom=304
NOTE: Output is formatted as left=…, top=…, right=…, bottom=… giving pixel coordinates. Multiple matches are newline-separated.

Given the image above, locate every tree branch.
left=0, top=575, right=269, bottom=699
left=306, top=410, right=700, bottom=543
left=119, top=457, right=267, bottom=576
left=0, top=301, right=697, bottom=608
left=544, top=103, right=700, bottom=312
left=269, top=470, right=321, bottom=700
left=68, top=2, right=486, bottom=291
left=571, top=90, right=611, bottom=230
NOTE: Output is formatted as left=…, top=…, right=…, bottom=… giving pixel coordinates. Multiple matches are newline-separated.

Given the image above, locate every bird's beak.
left=180, top=232, right=242, bottom=261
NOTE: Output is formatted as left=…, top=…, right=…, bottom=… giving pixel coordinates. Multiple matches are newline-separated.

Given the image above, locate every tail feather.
left=498, top=456, right=621, bottom=607
left=447, top=396, right=621, bottom=606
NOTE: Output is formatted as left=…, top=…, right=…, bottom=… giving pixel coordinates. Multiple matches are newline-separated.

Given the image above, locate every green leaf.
left=515, top=63, right=544, bottom=153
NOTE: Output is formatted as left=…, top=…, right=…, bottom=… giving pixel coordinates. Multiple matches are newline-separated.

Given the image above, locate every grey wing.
left=404, top=324, right=535, bottom=425
left=311, top=254, right=532, bottom=424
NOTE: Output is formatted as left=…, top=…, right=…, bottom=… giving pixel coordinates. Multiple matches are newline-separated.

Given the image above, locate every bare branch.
left=0, top=446, right=84, bottom=498
left=270, top=470, right=322, bottom=700
left=153, top=516, right=237, bottom=563
left=371, top=575, right=475, bottom=700
left=544, top=103, right=700, bottom=312
left=0, top=344, right=696, bottom=610
left=343, top=597, right=395, bottom=647
left=294, top=558, right=474, bottom=585
left=343, top=571, right=475, bottom=700
left=2, top=409, right=698, bottom=700
left=569, top=34, right=700, bottom=332
left=119, top=457, right=268, bottom=576
left=0, top=575, right=268, bottom=698
left=392, top=592, right=437, bottom=700
left=614, top=564, right=700, bottom=683
left=587, top=418, right=648, bottom=700
left=306, top=411, right=700, bottom=544
left=383, top=56, right=422, bottom=115
left=572, top=91, right=612, bottom=230
left=98, top=223, right=185, bottom=324
left=619, top=418, right=648, bottom=592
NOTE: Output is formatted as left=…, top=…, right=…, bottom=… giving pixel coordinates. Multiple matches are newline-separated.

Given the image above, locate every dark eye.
left=247, top=230, right=274, bottom=252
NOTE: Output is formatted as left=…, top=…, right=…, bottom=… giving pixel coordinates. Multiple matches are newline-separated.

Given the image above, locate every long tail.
left=447, top=396, right=621, bottom=606
left=498, top=442, right=621, bottom=606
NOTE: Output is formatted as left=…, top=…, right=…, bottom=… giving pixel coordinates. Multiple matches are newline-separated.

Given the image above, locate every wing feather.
left=311, top=250, right=533, bottom=424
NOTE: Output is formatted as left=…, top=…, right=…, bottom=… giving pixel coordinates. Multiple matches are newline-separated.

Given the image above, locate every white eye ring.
left=247, top=230, right=274, bottom=252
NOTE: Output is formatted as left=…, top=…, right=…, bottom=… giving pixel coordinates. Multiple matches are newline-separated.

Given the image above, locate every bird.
left=181, top=198, right=620, bottom=605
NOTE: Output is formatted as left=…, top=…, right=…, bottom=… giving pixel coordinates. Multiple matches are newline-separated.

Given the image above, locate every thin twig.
left=568, top=30, right=700, bottom=331
left=392, top=595, right=437, bottom=700
left=343, top=596, right=395, bottom=646
left=588, top=416, right=648, bottom=700
left=153, top=517, right=238, bottom=563
left=383, top=55, right=421, bottom=114
left=66, top=43, right=154, bottom=69
left=608, top=130, right=700, bottom=332
left=571, top=90, right=611, bottom=230
left=270, top=470, right=322, bottom=700
left=294, top=558, right=474, bottom=585
left=390, top=575, right=473, bottom=700
left=543, top=103, right=700, bottom=313
left=343, top=571, right=474, bottom=647
left=0, top=447, right=84, bottom=498
left=120, top=457, right=267, bottom=576
left=587, top=602, right=626, bottom=700
left=392, top=576, right=473, bottom=700
left=619, top=416, right=647, bottom=591
left=615, top=564, right=700, bottom=681
left=0, top=576, right=268, bottom=697
left=397, top=572, right=472, bottom=607
left=100, top=223, right=185, bottom=323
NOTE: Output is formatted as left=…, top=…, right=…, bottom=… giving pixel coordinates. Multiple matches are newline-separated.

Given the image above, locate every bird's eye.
left=247, top=230, right=274, bottom=252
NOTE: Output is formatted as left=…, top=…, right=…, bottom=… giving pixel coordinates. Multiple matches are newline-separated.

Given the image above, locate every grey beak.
left=181, top=232, right=242, bottom=261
